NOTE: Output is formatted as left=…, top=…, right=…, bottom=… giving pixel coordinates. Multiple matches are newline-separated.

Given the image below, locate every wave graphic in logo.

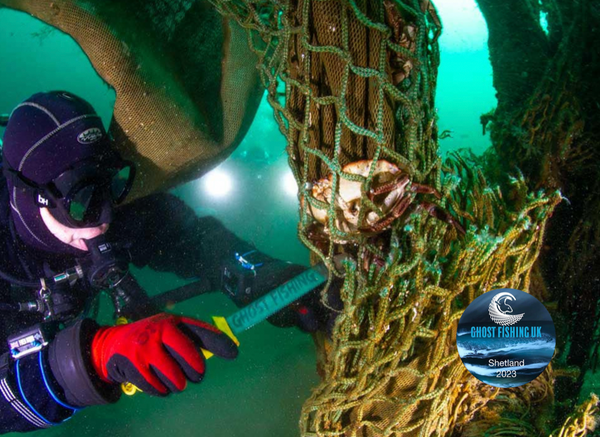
left=488, top=292, right=524, bottom=326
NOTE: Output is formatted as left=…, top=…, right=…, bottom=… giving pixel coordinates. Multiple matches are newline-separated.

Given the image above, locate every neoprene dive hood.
left=2, top=91, right=134, bottom=255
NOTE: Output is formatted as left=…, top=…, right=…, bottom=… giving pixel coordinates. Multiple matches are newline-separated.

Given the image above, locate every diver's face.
left=39, top=207, right=108, bottom=252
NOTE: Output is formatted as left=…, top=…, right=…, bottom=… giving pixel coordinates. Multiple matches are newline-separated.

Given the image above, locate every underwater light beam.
left=283, top=170, right=298, bottom=196
left=203, top=168, right=233, bottom=198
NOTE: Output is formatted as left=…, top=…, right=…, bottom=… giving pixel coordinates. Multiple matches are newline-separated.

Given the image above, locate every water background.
left=0, top=2, right=494, bottom=435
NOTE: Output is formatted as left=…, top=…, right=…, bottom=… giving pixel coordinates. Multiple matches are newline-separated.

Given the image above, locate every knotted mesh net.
left=207, top=0, right=594, bottom=435
left=2, top=0, right=596, bottom=434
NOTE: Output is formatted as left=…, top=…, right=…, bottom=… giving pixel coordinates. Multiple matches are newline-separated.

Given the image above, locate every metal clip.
left=37, top=278, right=53, bottom=320
left=235, top=251, right=264, bottom=273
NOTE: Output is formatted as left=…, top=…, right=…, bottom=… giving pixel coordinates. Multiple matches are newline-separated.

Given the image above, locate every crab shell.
left=306, top=159, right=409, bottom=235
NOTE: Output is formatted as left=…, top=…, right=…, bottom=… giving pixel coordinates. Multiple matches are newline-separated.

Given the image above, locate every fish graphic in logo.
left=488, top=291, right=524, bottom=326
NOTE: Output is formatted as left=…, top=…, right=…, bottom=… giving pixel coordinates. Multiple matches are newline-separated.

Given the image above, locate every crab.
left=383, top=0, right=442, bottom=87
left=305, top=159, right=465, bottom=243
left=421, top=0, right=442, bottom=43
left=384, top=0, right=416, bottom=86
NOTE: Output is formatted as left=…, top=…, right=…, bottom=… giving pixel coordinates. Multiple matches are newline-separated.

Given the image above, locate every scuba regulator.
left=7, top=234, right=131, bottom=320
left=81, top=236, right=128, bottom=289
left=4, top=234, right=146, bottom=360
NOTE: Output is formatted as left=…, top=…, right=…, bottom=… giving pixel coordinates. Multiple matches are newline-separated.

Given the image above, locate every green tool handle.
left=122, top=263, right=329, bottom=395
left=225, top=264, right=329, bottom=335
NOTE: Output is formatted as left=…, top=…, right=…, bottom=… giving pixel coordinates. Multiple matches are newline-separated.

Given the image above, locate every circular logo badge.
left=77, top=127, right=104, bottom=144
left=456, top=288, right=556, bottom=388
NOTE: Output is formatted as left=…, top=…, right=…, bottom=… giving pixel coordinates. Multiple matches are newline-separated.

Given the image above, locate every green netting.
left=207, top=0, right=590, bottom=435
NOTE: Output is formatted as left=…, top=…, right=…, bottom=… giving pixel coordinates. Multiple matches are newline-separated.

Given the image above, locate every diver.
left=0, top=91, right=333, bottom=433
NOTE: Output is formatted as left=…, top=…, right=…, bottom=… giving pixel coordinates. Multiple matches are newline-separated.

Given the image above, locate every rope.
left=208, top=0, right=572, bottom=435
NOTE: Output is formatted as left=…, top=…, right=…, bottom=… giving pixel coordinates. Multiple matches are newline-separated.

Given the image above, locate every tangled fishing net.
left=207, top=0, right=598, bottom=435
left=2, top=0, right=596, bottom=434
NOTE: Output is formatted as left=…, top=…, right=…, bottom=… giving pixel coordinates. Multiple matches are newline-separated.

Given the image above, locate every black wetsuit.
left=0, top=175, right=305, bottom=433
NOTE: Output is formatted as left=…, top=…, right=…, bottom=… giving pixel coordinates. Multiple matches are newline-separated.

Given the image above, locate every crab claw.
left=418, top=202, right=466, bottom=235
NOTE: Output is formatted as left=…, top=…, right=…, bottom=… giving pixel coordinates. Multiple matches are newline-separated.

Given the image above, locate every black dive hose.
left=0, top=303, right=20, bottom=312
left=150, top=278, right=213, bottom=309
left=0, top=266, right=213, bottom=314
left=0, top=269, right=39, bottom=288
left=0, top=229, right=213, bottom=314
left=0, top=269, right=41, bottom=313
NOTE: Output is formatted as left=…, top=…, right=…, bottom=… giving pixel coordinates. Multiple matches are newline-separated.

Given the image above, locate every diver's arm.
left=112, top=192, right=306, bottom=291
left=112, top=192, right=322, bottom=330
left=0, top=320, right=120, bottom=434
left=0, top=308, right=238, bottom=434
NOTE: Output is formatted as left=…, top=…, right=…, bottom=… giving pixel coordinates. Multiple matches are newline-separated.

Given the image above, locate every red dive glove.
left=90, top=313, right=238, bottom=396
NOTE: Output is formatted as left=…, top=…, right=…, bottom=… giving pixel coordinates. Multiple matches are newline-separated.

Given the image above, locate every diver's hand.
left=271, top=255, right=348, bottom=334
left=289, top=277, right=344, bottom=333
left=90, top=313, right=238, bottom=396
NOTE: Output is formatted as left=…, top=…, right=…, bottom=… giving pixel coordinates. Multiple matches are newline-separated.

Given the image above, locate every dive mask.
left=4, top=158, right=135, bottom=228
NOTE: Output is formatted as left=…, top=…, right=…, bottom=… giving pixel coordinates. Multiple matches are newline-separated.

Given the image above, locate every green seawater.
left=0, top=2, right=494, bottom=436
